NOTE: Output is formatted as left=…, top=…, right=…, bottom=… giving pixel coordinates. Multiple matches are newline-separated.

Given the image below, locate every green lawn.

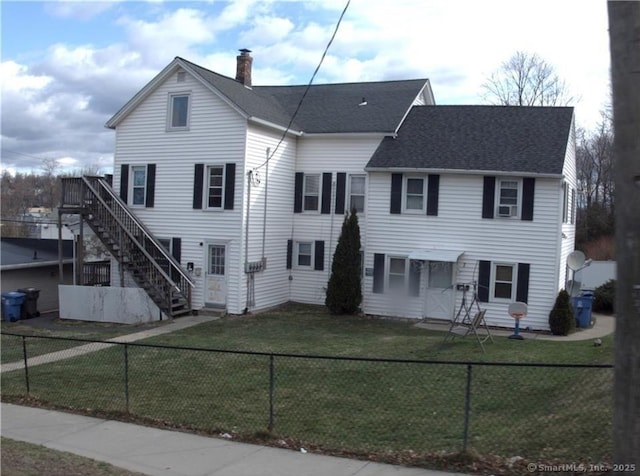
left=1, top=303, right=615, bottom=468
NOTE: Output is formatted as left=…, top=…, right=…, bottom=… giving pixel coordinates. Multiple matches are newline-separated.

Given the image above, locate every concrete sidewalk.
left=1, top=403, right=465, bottom=476
left=1, top=314, right=220, bottom=373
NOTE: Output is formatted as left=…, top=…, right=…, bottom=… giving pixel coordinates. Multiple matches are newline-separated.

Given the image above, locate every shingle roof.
left=366, top=106, right=574, bottom=175
left=181, top=58, right=429, bottom=134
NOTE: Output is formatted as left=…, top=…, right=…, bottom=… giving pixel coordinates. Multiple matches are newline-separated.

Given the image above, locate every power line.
left=253, top=0, right=351, bottom=171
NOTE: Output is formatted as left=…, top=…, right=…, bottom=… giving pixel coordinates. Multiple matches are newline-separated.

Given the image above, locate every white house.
left=60, top=50, right=576, bottom=329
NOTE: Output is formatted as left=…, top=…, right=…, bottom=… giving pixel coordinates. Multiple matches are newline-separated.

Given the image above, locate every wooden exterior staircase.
left=60, top=176, right=193, bottom=317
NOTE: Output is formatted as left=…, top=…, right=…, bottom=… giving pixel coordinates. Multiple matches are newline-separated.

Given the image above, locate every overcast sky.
left=1, top=0, right=611, bottom=175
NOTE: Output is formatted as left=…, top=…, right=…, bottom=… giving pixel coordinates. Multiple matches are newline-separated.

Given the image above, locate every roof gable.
left=106, top=56, right=432, bottom=134
left=366, top=106, right=574, bottom=175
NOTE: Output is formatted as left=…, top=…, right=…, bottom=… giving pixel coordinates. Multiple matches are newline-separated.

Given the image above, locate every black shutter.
left=286, top=240, right=293, bottom=269
left=373, top=253, right=385, bottom=293
left=224, top=163, right=236, bottom=210
left=171, top=237, right=181, bottom=263
left=120, top=164, right=129, bottom=202
left=145, top=164, right=156, bottom=208
left=482, top=176, right=495, bottom=219
left=335, top=172, right=346, bottom=214
left=294, top=172, right=303, bottom=213
left=409, top=260, right=421, bottom=297
left=521, top=177, right=535, bottom=221
left=516, top=263, right=530, bottom=303
left=321, top=173, right=332, bottom=214
left=314, top=240, right=325, bottom=271
left=193, top=164, right=204, bottom=209
left=390, top=173, right=403, bottom=214
left=478, top=260, right=491, bottom=302
left=427, top=174, right=440, bottom=216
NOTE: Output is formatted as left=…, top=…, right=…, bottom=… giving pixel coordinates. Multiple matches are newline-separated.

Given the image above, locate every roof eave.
left=106, top=58, right=183, bottom=129
left=1, top=259, right=74, bottom=271
left=364, top=166, right=564, bottom=179
left=248, top=116, right=303, bottom=136
left=301, top=131, right=396, bottom=139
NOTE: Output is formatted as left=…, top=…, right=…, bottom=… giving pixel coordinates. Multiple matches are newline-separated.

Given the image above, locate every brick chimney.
left=235, top=48, right=253, bottom=87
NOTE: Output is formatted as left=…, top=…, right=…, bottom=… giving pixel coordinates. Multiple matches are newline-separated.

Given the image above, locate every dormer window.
left=168, top=93, right=190, bottom=130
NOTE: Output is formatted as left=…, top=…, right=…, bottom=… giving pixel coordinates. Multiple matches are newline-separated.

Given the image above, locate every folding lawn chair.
left=443, top=309, right=494, bottom=352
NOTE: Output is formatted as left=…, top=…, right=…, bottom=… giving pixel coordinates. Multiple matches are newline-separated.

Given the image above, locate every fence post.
left=22, top=336, right=30, bottom=395
left=462, top=363, right=472, bottom=452
left=123, top=343, right=130, bottom=413
left=269, top=354, right=275, bottom=432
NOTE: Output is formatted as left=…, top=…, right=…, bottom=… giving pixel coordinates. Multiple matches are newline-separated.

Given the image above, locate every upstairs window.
left=168, top=93, right=190, bottom=130
left=349, top=175, right=366, bottom=213
left=404, top=176, right=426, bottom=212
left=303, top=174, right=320, bottom=212
left=131, top=166, right=147, bottom=206
left=207, top=166, right=224, bottom=209
left=497, top=179, right=519, bottom=218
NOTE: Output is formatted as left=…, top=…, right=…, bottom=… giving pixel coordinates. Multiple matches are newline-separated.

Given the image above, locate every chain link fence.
left=1, top=332, right=613, bottom=461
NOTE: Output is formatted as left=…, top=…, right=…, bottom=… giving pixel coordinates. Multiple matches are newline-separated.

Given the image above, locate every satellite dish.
left=567, top=251, right=586, bottom=271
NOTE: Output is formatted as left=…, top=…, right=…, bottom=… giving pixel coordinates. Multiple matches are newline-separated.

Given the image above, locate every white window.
left=206, top=166, right=224, bottom=209
left=303, top=174, right=320, bottom=212
left=387, top=257, right=408, bottom=292
left=168, top=93, right=190, bottom=130
left=492, top=263, right=515, bottom=300
left=404, top=176, right=425, bottom=212
left=349, top=175, right=366, bottom=214
left=296, top=242, right=313, bottom=267
left=497, top=179, right=520, bottom=217
left=131, top=165, right=146, bottom=206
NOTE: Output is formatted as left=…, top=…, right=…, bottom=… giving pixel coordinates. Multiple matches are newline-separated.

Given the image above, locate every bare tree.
left=482, top=51, right=574, bottom=106
left=609, top=1, right=640, bottom=471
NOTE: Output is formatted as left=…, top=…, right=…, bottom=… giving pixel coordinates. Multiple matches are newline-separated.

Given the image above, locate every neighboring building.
left=59, top=50, right=576, bottom=329
left=1, top=238, right=74, bottom=312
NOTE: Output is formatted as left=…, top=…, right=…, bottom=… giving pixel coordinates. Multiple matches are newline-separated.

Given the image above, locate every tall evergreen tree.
left=325, top=209, right=362, bottom=314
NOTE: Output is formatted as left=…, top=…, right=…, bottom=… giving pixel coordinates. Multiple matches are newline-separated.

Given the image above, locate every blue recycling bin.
left=572, top=293, right=594, bottom=328
left=2, top=292, right=26, bottom=322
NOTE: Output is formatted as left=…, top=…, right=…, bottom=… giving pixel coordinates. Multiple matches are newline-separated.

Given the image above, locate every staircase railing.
left=64, top=176, right=193, bottom=316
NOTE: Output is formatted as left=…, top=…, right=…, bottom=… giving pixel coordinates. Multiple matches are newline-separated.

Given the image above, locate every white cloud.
left=44, top=1, right=118, bottom=20
left=1, top=0, right=611, bottom=174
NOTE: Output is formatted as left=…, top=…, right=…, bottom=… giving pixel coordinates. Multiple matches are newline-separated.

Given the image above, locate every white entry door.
left=424, top=261, right=454, bottom=320
left=205, top=244, right=227, bottom=307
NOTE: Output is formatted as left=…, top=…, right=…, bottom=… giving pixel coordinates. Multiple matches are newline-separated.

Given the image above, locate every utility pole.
left=608, top=1, right=640, bottom=472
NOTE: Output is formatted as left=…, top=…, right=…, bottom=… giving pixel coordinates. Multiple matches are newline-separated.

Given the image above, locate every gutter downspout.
left=261, top=148, right=270, bottom=263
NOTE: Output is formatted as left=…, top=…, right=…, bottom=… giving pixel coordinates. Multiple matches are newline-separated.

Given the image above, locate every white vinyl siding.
left=364, top=172, right=565, bottom=328
left=112, top=69, right=245, bottom=314
left=290, top=136, right=381, bottom=305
